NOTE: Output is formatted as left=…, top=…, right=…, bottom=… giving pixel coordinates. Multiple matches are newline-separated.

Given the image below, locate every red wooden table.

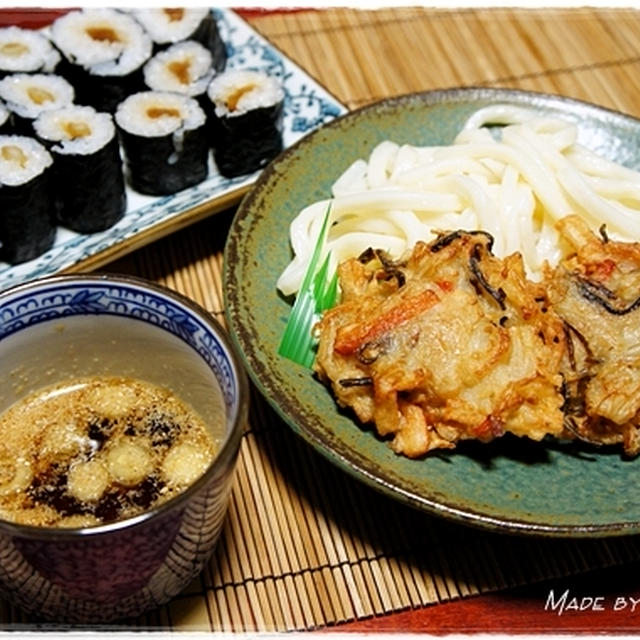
left=334, top=560, right=640, bottom=634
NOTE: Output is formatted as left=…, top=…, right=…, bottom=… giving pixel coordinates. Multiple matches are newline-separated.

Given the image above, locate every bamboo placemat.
left=4, top=6, right=640, bottom=633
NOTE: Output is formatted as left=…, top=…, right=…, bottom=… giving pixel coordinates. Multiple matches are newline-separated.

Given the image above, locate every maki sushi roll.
left=206, top=69, right=285, bottom=178
left=50, top=8, right=152, bottom=113
left=0, top=135, right=56, bottom=264
left=115, top=90, right=209, bottom=195
left=0, top=26, right=61, bottom=78
left=34, top=105, right=127, bottom=233
left=0, top=73, right=75, bottom=135
left=131, top=8, right=226, bottom=72
left=143, top=40, right=215, bottom=107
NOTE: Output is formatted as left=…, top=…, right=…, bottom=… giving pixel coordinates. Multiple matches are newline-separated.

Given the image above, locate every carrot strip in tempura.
left=333, top=289, right=440, bottom=355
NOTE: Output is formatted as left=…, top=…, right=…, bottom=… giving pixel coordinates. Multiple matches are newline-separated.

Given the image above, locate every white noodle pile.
left=277, top=104, right=640, bottom=297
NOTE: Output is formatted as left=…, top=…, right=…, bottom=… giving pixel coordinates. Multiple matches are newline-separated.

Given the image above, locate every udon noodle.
left=276, top=104, right=640, bottom=297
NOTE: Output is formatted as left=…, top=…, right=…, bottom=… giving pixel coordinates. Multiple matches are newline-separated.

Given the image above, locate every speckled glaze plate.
left=224, top=87, right=640, bottom=537
left=0, top=9, right=346, bottom=292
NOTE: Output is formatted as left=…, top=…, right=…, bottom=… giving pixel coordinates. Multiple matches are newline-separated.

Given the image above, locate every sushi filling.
left=144, top=41, right=214, bottom=97
left=0, top=73, right=74, bottom=121
left=51, top=9, right=152, bottom=77
left=34, top=105, right=115, bottom=155
left=207, top=69, right=284, bottom=119
left=0, top=134, right=53, bottom=187
left=0, top=26, right=61, bottom=74
left=131, top=8, right=211, bottom=45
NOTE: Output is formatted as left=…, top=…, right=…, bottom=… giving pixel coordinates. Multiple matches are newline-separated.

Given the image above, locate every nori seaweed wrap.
left=0, top=73, right=74, bottom=135
left=34, top=105, right=126, bottom=233
left=50, top=9, right=152, bottom=113
left=0, top=135, right=55, bottom=264
left=131, top=8, right=226, bottom=72
left=115, top=90, right=209, bottom=195
left=206, top=69, right=285, bottom=178
left=0, top=26, right=61, bottom=79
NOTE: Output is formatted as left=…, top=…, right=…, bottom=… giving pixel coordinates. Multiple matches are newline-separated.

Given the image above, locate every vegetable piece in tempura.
left=314, top=229, right=568, bottom=458
left=547, top=215, right=640, bottom=457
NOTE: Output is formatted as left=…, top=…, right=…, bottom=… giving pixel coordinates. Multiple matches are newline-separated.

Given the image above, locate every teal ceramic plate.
left=224, top=87, right=640, bottom=538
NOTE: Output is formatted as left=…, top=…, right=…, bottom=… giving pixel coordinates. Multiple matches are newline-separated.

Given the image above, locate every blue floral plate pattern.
left=0, top=9, right=346, bottom=292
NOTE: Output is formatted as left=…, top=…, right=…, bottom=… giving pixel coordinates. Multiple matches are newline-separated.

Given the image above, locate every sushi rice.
left=33, top=104, right=116, bottom=156
left=116, top=90, right=206, bottom=138
left=143, top=40, right=215, bottom=98
left=207, top=69, right=284, bottom=119
left=0, top=73, right=74, bottom=121
left=50, top=9, right=152, bottom=78
left=131, top=8, right=213, bottom=46
left=0, top=134, right=52, bottom=187
left=0, top=26, right=61, bottom=75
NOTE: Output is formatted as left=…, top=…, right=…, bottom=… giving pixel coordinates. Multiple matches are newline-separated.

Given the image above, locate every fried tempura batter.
left=314, top=229, right=568, bottom=457
left=547, top=215, right=640, bottom=457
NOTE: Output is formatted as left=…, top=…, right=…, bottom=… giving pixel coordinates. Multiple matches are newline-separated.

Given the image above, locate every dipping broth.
left=0, top=375, right=219, bottom=527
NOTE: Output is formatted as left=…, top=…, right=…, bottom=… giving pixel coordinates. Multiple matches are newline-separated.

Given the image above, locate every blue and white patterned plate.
left=0, top=274, right=240, bottom=408
left=0, top=9, right=346, bottom=292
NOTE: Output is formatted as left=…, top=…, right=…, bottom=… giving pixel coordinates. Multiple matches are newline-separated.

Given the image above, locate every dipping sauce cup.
left=0, top=273, right=248, bottom=623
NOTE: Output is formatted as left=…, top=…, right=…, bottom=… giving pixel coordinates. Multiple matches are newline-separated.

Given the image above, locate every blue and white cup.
left=0, top=273, right=248, bottom=623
